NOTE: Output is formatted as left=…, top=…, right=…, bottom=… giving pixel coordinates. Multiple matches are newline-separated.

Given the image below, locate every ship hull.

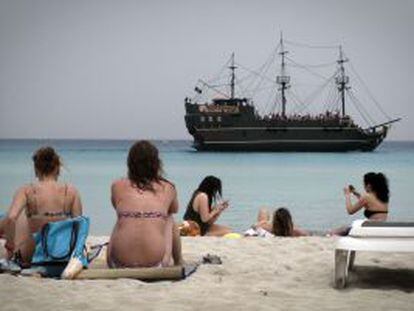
left=184, top=101, right=389, bottom=152
left=190, top=127, right=386, bottom=152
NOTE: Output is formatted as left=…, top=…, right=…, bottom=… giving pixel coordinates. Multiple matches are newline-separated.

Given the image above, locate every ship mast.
left=276, top=33, right=290, bottom=117
left=336, top=45, right=349, bottom=118
left=229, top=52, right=237, bottom=99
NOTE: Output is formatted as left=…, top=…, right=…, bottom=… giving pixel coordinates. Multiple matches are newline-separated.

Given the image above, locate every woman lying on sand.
left=245, top=207, right=308, bottom=237
left=331, top=172, right=389, bottom=235
left=1, top=147, right=83, bottom=266
left=183, top=176, right=232, bottom=237
left=107, top=140, right=183, bottom=268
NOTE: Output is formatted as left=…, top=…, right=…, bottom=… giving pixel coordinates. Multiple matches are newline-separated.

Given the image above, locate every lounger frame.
left=334, top=221, right=414, bottom=289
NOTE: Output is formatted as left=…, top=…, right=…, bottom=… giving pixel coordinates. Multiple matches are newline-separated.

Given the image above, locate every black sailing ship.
left=184, top=35, right=400, bottom=152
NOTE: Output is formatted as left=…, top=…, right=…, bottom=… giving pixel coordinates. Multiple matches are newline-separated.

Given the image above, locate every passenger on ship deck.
left=107, top=140, right=183, bottom=268
left=183, top=176, right=232, bottom=236
left=265, top=110, right=345, bottom=125
left=246, top=207, right=308, bottom=237
left=1, top=147, right=83, bottom=266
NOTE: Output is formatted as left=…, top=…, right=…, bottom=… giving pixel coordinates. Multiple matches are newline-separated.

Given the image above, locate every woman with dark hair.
left=107, top=140, right=183, bottom=268
left=1, top=147, right=83, bottom=266
left=249, top=207, right=308, bottom=237
left=344, top=172, right=389, bottom=221
left=183, top=176, right=232, bottom=236
left=330, top=172, right=390, bottom=236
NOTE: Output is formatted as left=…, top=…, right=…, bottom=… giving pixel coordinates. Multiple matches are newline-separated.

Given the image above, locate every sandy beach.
left=0, top=236, right=413, bottom=311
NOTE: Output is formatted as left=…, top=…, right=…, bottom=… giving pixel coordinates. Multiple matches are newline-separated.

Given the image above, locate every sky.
left=0, top=0, right=413, bottom=140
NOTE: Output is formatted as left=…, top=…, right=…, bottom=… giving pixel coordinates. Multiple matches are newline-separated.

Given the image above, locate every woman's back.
left=4, top=146, right=83, bottom=265
left=363, top=193, right=388, bottom=220
left=183, top=192, right=210, bottom=235
left=25, top=181, right=80, bottom=232
left=107, top=140, right=183, bottom=268
left=108, top=178, right=177, bottom=267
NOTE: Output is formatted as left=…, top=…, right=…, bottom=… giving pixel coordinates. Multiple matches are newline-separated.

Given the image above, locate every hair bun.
left=376, top=172, right=386, bottom=179
left=42, top=149, right=55, bottom=161
left=32, top=146, right=61, bottom=177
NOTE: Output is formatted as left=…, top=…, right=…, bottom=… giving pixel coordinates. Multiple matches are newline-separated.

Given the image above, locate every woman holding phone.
left=330, top=172, right=390, bottom=236
left=183, top=176, right=232, bottom=236
left=344, top=172, right=389, bottom=221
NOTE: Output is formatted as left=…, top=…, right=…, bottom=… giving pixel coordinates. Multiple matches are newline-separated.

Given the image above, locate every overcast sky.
left=0, top=0, right=412, bottom=140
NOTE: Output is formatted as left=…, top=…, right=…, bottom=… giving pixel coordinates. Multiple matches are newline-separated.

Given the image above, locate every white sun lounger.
left=334, top=219, right=414, bottom=289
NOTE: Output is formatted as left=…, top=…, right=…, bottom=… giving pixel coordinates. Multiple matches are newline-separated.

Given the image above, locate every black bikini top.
left=364, top=209, right=388, bottom=219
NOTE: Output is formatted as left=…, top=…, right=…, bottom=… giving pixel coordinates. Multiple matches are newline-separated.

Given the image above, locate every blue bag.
left=31, top=216, right=90, bottom=268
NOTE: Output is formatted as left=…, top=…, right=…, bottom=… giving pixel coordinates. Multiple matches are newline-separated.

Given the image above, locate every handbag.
left=31, top=216, right=90, bottom=267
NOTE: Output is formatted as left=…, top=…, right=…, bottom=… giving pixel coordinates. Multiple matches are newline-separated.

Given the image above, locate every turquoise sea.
left=0, top=140, right=413, bottom=235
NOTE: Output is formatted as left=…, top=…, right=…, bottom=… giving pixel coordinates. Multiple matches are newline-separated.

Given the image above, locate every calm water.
left=0, top=139, right=413, bottom=235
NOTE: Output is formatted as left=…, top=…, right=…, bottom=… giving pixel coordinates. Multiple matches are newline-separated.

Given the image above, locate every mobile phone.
left=220, top=200, right=229, bottom=208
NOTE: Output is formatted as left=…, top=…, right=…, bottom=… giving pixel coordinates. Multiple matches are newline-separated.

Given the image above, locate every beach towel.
left=244, top=227, right=274, bottom=238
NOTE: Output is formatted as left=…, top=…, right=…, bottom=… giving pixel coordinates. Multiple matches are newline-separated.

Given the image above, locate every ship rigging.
left=184, top=34, right=400, bottom=152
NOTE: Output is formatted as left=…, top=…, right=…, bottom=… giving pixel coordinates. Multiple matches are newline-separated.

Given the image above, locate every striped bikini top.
left=117, top=210, right=168, bottom=219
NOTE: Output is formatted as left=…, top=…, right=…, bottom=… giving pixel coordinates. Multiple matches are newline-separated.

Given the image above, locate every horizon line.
left=0, top=138, right=413, bottom=142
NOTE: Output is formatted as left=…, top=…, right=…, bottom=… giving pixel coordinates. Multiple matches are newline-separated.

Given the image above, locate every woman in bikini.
left=344, top=172, right=389, bottom=220
left=330, top=172, right=389, bottom=236
left=2, top=147, right=83, bottom=266
left=183, top=176, right=232, bottom=237
left=107, top=140, right=183, bottom=268
left=249, top=207, right=308, bottom=237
